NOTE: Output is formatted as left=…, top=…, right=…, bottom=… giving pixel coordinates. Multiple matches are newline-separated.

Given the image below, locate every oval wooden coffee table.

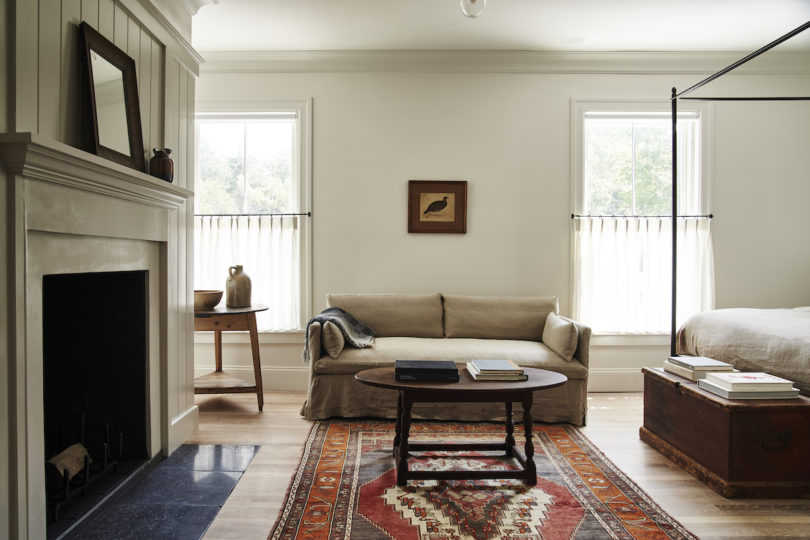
left=355, top=364, right=567, bottom=486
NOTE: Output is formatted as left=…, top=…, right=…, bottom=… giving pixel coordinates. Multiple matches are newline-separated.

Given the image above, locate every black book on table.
left=395, top=360, right=459, bottom=382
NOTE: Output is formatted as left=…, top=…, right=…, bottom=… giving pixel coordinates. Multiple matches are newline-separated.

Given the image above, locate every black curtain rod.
left=195, top=212, right=312, bottom=217
left=674, top=20, right=810, bottom=100
left=571, top=214, right=713, bottom=219
left=680, top=97, right=810, bottom=101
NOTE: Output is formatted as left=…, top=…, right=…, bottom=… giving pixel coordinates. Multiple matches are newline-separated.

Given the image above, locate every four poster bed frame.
left=669, top=20, right=810, bottom=358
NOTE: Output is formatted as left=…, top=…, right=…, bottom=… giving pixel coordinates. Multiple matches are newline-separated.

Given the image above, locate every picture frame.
left=78, top=22, right=145, bottom=172
left=408, top=180, right=467, bottom=234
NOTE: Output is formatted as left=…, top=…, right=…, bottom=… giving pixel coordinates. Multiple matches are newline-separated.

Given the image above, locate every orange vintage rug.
left=269, top=421, right=696, bottom=540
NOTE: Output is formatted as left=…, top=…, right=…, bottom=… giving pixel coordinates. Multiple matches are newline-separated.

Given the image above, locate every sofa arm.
left=562, top=316, right=591, bottom=369
left=305, top=321, right=322, bottom=365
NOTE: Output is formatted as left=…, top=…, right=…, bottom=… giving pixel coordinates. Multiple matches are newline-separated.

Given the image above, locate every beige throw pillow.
left=322, top=321, right=345, bottom=359
left=542, top=312, right=578, bottom=362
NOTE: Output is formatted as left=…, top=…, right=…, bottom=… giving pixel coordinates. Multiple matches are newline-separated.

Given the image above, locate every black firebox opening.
left=42, top=270, right=150, bottom=535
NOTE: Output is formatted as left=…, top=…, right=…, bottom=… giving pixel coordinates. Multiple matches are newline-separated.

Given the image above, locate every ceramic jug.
left=149, top=148, right=174, bottom=182
left=225, top=265, right=252, bottom=307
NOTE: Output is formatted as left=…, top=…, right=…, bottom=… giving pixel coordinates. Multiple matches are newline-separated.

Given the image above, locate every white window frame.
left=570, top=99, right=713, bottom=335
left=194, top=99, right=313, bottom=335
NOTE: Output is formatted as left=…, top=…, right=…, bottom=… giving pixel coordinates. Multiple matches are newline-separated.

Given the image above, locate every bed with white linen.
left=676, top=307, right=810, bottom=395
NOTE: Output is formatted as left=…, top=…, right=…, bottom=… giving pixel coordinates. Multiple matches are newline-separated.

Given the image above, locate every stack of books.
left=698, top=372, right=799, bottom=400
left=663, top=356, right=734, bottom=381
left=395, top=360, right=459, bottom=382
left=466, top=359, right=528, bottom=381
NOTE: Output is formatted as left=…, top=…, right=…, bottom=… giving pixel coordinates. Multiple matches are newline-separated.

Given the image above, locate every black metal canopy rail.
left=669, top=20, right=810, bottom=356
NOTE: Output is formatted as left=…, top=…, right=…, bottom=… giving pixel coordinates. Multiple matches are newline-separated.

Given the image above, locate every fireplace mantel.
left=1, top=133, right=197, bottom=539
left=0, top=133, right=191, bottom=210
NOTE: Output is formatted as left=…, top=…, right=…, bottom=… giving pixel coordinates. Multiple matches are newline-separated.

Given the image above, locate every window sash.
left=194, top=102, right=312, bottom=331
left=572, top=101, right=713, bottom=334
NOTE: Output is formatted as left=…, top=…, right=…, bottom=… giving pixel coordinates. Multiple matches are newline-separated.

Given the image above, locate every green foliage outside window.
left=584, top=119, right=672, bottom=216
left=196, top=121, right=293, bottom=215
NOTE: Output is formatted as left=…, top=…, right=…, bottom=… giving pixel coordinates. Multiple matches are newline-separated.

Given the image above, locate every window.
left=194, top=102, right=311, bottom=331
left=572, top=102, right=714, bottom=333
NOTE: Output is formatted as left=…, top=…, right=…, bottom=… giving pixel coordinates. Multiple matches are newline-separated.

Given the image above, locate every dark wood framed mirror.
left=79, top=21, right=145, bottom=172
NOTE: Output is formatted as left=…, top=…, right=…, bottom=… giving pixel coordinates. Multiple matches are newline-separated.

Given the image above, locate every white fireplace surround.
left=0, top=133, right=196, bottom=539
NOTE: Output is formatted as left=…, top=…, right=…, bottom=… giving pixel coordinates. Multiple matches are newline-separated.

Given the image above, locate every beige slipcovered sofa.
left=302, top=293, right=591, bottom=425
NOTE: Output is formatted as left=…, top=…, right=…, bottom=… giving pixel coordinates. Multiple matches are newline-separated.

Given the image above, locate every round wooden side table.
left=193, top=304, right=268, bottom=411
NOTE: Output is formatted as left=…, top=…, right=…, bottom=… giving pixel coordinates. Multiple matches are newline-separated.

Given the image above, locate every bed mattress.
left=676, top=307, right=810, bottom=395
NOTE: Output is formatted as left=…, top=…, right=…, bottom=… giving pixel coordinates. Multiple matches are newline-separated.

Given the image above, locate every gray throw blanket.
left=303, top=307, right=375, bottom=362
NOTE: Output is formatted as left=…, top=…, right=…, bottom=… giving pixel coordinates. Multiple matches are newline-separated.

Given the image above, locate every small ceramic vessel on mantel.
left=149, top=148, right=174, bottom=182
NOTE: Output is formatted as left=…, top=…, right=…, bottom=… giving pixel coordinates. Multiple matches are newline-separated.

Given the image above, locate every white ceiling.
left=191, top=0, right=810, bottom=53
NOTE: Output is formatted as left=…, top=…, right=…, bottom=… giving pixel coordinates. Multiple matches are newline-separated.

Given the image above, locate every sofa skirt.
left=301, top=373, right=588, bottom=426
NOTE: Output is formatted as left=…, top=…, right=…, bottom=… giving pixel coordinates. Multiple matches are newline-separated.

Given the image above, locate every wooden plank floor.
left=188, top=392, right=810, bottom=539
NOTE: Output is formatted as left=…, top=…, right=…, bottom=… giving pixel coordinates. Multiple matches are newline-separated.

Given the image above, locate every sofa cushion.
left=542, top=312, right=578, bottom=362
left=443, top=295, right=558, bottom=340
left=321, top=321, right=345, bottom=358
left=326, top=293, right=443, bottom=338
left=314, top=337, right=587, bottom=380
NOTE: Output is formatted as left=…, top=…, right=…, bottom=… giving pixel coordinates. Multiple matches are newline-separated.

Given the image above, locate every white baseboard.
left=194, top=365, right=310, bottom=391
left=168, top=405, right=199, bottom=455
left=587, top=368, right=645, bottom=392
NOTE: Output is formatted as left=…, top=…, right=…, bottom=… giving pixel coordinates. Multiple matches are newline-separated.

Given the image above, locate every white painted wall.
left=194, top=54, right=810, bottom=394
left=713, top=101, right=810, bottom=308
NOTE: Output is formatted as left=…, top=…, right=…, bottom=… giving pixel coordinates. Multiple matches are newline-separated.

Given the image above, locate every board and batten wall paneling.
left=25, top=0, right=168, bottom=162
left=162, top=55, right=196, bottom=188
left=0, top=165, right=9, bottom=540
left=0, top=0, right=8, bottom=131
left=38, top=0, right=62, bottom=139
left=59, top=0, right=82, bottom=147
left=13, top=0, right=38, bottom=132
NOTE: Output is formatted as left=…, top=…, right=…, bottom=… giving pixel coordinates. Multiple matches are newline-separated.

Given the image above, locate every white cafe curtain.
left=573, top=217, right=714, bottom=333
left=194, top=215, right=301, bottom=330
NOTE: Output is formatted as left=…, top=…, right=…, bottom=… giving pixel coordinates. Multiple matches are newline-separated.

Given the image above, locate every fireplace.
left=1, top=134, right=197, bottom=539
left=42, top=271, right=151, bottom=534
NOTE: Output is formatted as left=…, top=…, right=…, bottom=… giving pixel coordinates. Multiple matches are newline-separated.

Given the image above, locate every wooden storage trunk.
left=640, top=367, right=810, bottom=498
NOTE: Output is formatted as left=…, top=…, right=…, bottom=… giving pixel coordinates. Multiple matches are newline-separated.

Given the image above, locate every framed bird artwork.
left=408, top=180, right=467, bottom=234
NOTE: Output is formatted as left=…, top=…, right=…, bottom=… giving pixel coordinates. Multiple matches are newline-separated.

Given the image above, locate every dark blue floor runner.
left=60, top=444, right=259, bottom=540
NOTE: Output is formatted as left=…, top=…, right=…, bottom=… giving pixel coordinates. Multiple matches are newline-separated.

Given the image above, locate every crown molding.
left=199, top=50, right=810, bottom=75
left=122, top=0, right=205, bottom=71
left=180, top=0, right=219, bottom=16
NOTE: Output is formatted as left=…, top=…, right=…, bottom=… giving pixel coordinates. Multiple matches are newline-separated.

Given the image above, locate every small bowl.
left=194, top=290, right=223, bottom=311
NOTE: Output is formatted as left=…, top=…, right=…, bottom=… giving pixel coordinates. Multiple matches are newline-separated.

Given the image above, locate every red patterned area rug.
left=269, top=421, right=696, bottom=540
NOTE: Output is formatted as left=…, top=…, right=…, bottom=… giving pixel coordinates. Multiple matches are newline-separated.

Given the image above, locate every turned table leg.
left=393, top=392, right=403, bottom=456
left=505, top=401, right=515, bottom=457
left=522, top=392, right=537, bottom=485
left=396, top=394, right=413, bottom=486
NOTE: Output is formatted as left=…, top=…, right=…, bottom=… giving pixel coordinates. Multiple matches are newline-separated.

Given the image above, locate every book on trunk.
left=703, top=371, right=795, bottom=391
left=663, top=360, right=739, bottom=381
left=667, top=356, right=733, bottom=371
left=395, top=360, right=459, bottom=382
left=697, top=378, right=799, bottom=400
